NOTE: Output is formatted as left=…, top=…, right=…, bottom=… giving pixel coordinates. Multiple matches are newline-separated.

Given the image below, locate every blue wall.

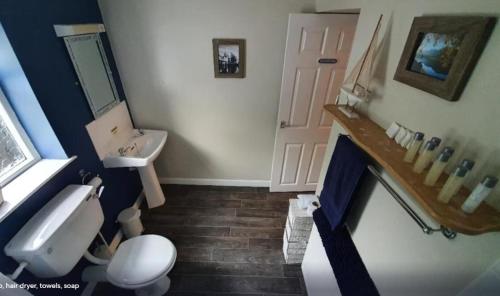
left=0, top=23, right=66, bottom=159
left=0, top=0, right=142, bottom=294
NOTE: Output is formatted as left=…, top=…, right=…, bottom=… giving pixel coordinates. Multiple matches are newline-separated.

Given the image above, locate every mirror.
left=64, top=34, right=119, bottom=118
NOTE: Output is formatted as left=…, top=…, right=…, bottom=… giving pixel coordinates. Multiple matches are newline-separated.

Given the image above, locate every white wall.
left=303, top=121, right=500, bottom=296
left=458, top=260, right=500, bottom=296
left=305, top=0, right=500, bottom=292
left=316, top=0, right=500, bottom=208
left=98, top=0, right=315, bottom=182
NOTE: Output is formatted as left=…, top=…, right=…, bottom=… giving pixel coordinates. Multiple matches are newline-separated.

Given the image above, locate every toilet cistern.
left=103, top=129, right=168, bottom=208
left=5, top=184, right=177, bottom=296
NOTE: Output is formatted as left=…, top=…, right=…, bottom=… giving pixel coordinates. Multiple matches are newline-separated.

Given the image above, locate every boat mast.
left=351, top=14, right=383, bottom=93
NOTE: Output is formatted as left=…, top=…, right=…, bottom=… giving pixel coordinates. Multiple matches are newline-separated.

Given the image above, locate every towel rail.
left=367, top=165, right=457, bottom=239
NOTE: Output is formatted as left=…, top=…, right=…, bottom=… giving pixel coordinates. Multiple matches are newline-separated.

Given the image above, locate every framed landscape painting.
left=394, top=16, right=495, bottom=101
left=212, top=39, right=245, bottom=78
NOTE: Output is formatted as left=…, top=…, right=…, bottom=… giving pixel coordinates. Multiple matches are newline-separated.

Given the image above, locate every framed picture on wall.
left=394, top=16, right=495, bottom=101
left=212, top=39, right=245, bottom=78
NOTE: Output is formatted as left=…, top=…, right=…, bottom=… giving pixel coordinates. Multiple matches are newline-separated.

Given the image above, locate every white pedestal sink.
left=103, top=129, right=167, bottom=208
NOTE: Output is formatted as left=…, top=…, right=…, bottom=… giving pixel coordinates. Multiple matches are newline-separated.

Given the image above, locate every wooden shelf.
left=324, top=104, right=500, bottom=235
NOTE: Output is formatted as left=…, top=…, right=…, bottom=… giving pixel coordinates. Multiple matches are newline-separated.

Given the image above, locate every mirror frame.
left=63, top=33, right=120, bottom=118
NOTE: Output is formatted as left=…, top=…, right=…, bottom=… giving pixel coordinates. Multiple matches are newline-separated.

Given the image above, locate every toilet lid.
left=107, top=235, right=176, bottom=288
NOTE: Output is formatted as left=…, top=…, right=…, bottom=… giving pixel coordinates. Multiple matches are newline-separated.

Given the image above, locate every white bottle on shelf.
left=424, top=147, right=454, bottom=186
left=413, top=140, right=437, bottom=173
left=404, top=132, right=424, bottom=163
left=461, top=176, right=498, bottom=214
left=437, top=166, right=468, bottom=203
left=459, top=159, right=475, bottom=176
left=430, top=137, right=441, bottom=147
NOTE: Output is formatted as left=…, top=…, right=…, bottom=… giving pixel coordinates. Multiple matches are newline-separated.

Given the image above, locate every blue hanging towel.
left=319, top=135, right=368, bottom=230
left=313, top=208, right=379, bottom=296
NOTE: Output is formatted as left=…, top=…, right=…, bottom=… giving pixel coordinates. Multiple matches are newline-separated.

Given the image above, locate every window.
left=0, top=88, right=39, bottom=186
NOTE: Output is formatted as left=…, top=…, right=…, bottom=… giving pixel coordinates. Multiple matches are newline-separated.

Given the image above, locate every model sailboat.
left=337, top=15, right=383, bottom=118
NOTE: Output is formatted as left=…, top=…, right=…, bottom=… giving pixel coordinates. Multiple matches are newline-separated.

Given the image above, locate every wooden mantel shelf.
left=324, top=104, right=500, bottom=235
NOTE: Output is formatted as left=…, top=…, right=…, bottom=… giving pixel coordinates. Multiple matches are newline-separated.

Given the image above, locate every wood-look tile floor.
left=94, top=185, right=308, bottom=296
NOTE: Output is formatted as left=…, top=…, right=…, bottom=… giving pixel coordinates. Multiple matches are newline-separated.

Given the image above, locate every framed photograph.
left=394, top=16, right=495, bottom=101
left=212, top=39, right=245, bottom=78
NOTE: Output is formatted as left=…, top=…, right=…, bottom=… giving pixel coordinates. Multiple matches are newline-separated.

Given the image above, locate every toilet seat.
left=107, top=234, right=176, bottom=289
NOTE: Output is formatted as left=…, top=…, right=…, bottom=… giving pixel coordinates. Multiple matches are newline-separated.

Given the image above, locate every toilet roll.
left=87, top=176, right=103, bottom=196
left=87, top=176, right=102, bottom=189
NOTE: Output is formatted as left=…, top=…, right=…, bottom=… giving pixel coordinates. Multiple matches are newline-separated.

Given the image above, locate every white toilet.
left=4, top=185, right=176, bottom=296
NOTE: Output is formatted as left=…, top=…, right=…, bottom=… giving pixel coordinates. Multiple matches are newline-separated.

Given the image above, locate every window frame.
left=0, top=87, right=40, bottom=186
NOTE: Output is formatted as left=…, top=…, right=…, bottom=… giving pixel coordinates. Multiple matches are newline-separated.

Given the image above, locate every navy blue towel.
left=313, top=209, right=379, bottom=296
left=320, top=135, right=367, bottom=230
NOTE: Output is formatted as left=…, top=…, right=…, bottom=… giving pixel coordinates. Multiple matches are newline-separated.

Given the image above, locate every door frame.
left=270, top=13, right=359, bottom=192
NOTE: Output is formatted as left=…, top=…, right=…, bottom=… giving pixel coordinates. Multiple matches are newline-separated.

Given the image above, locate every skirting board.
left=159, top=177, right=270, bottom=187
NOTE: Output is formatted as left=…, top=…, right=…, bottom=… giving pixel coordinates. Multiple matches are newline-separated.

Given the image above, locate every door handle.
left=318, top=58, right=338, bottom=64
left=280, top=120, right=290, bottom=128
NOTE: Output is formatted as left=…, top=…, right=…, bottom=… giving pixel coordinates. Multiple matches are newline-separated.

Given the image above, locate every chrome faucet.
left=118, top=145, right=136, bottom=156
left=134, top=129, right=145, bottom=137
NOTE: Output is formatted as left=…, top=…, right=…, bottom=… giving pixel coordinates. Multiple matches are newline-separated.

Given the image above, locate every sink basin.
left=103, top=129, right=167, bottom=168
left=102, top=129, right=168, bottom=209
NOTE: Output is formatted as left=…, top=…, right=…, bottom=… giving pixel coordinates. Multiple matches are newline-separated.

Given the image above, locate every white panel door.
left=271, top=13, right=358, bottom=192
